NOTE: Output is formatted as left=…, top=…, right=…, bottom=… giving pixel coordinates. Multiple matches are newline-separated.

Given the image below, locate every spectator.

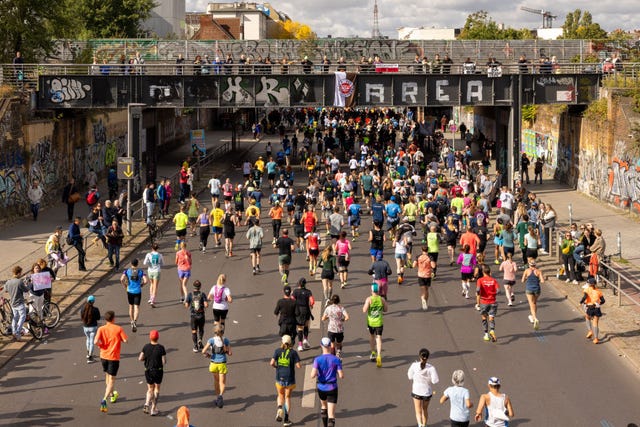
left=176, top=53, right=185, bottom=75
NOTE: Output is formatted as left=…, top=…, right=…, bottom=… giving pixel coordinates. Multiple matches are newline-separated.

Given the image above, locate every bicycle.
left=24, top=299, right=46, bottom=340
left=42, top=300, right=60, bottom=329
left=0, top=293, right=13, bottom=336
left=147, top=215, right=164, bottom=245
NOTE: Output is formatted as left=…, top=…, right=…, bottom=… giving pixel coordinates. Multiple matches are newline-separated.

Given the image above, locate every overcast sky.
left=187, top=0, right=639, bottom=38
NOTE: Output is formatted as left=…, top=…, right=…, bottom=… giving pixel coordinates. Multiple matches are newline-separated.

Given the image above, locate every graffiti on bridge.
left=609, top=157, right=640, bottom=213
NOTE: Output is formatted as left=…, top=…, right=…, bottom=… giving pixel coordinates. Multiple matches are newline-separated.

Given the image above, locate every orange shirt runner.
left=95, top=322, right=128, bottom=361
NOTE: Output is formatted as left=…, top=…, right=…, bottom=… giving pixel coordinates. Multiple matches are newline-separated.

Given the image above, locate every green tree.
left=561, top=9, right=607, bottom=39
left=65, top=0, right=157, bottom=39
left=0, top=0, right=70, bottom=62
left=458, top=11, right=533, bottom=40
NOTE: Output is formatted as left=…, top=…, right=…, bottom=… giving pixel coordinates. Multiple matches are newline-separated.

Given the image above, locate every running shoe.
left=199, top=242, right=203, bottom=251
left=193, top=346, right=199, bottom=353
left=528, top=315, right=534, bottom=324
left=341, top=282, right=347, bottom=289
left=592, top=338, right=599, bottom=344
left=150, top=409, right=159, bottom=416
left=376, top=354, right=382, bottom=367
left=276, top=407, right=284, bottom=422
left=198, top=340, right=204, bottom=350
left=483, top=333, right=490, bottom=341
left=216, top=395, right=224, bottom=408
left=110, top=390, right=119, bottom=403
left=370, top=351, right=377, bottom=361
left=533, top=318, right=540, bottom=330
left=397, top=276, right=404, bottom=284
left=281, top=273, right=288, bottom=285
left=143, top=404, right=150, bottom=414
left=132, top=321, right=137, bottom=333
left=253, top=267, right=257, bottom=275
left=283, top=420, right=293, bottom=427
left=489, top=330, right=497, bottom=342
left=100, top=400, right=108, bottom=413
left=421, top=298, right=428, bottom=311
left=297, top=343, right=303, bottom=352
left=465, top=290, right=470, bottom=299
left=507, top=301, right=513, bottom=307
left=586, top=331, right=593, bottom=339
left=303, top=339, right=310, bottom=349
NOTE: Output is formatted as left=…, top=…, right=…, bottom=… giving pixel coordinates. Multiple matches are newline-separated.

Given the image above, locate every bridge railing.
left=2, top=62, right=637, bottom=91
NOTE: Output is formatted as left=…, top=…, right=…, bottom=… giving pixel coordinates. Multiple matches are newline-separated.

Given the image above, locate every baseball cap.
left=282, top=335, right=292, bottom=345
left=320, top=337, right=331, bottom=347
left=375, top=252, right=383, bottom=261
left=587, top=277, right=596, bottom=284
left=149, top=330, right=159, bottom=341
left=87, top=295, right=95, bottom=303
left=283, top=285, right=292, bottom=296
left=488, top=377, right=500, bottom=386
left=427, top=193, right=434, bottom=199
left=390, top=195, right=396, bottom=202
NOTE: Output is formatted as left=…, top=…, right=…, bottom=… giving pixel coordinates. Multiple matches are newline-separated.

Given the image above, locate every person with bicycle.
left=27, top=263, right=50, bottom=335
left=4, top=266, right=29, bottom=341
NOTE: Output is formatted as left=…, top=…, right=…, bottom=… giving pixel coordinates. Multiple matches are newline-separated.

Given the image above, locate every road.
left=1, top=154, right=640, bottom=427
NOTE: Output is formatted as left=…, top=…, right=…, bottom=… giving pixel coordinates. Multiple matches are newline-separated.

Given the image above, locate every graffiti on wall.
left=522, top=129, right=558, bottom=169
left=608, top=156, right=640, bottom=213
left=73, top=119, right=127, bottom=184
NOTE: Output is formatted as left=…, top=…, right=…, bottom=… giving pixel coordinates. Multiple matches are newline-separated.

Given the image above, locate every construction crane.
left=521, top=6, right=557, bottom=29
left=372, top=0, right=381, bottom=38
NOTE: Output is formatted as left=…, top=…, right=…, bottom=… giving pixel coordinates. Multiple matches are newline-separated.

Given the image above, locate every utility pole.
left=372, top=0, right=381, bottom=39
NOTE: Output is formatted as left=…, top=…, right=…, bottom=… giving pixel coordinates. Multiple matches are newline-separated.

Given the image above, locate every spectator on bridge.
left=442, top=54, right=453, bottom=74
left=13, top=51, right=24, bottom=80
left=100, top=59, right=111, bottom=76
left=337, top=56, right=347, bottom=72
left=322, top=55, right=332, bottom=73
left=463, top=57, right=476, bottom=74
left=224, top=54, right=233, bottom=74
left=193, top=55, right=203, bottom=76
left=176, top=53, right=185, bottom=75
left=301, top=56, right=313, bottom=74
left=134, top=52, right=145, bottom=75
left=432, top=54, right=443, bottom=74
left=518, top=54, right=530, bottom=74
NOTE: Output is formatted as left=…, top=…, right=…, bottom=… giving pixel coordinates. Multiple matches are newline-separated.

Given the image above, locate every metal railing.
left=1, top=62, right=631, bottom=92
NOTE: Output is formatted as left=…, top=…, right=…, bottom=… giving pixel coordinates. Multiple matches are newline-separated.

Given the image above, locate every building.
left=144, top=0, right=186, bottom=38
left=187, top=2, right=291, bottom=40
left=397, top=27, right=459, bottom=40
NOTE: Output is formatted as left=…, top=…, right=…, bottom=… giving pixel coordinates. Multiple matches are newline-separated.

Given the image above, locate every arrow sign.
left=117, top=157, right=135, bottom=180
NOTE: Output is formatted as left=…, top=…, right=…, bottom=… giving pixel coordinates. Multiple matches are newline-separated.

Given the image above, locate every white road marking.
left=301, top=364, right=316, bottom=408
left=310, top=300, right=322, bottom=329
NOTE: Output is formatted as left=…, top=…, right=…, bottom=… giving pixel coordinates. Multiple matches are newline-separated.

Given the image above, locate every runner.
left=334, top=231, right=352, bottom=289
left=407, top=348, right=439, bottom=427
left=499, top=252, right=518, bottom=307
left=521, top=259, right=545, bottom=330
left=368, top=220, right=386, bottom=262
left=207, top=174, right=221, bottom=207
left=275, top=286, right=297, bottom=338
left=210, top=202, right=225, bottom=248
left=302, top=205, right=319, bottom=235
left=394, top=226, right=411, bottom=284
left=222, top=207, right=238, bottom=257
left=138, top=330, right=166, bottom=416
left=175, top=242, right=192, bottom=303
left=440, top=370, right=473, bottom=427
left=444, top=215, right=459, bottom=266
left=207, top=274, right=233, bottom=330
left=196, top=207, right=211, bottom=253
left=305, top=227, right=321, bottom=276
left=319, top=245, right=338, bottom=302
left=459, top=225, right=480, bottom=256
left=425, top=224, right=441, bottom=277
left=246, top=218, right=265, bottom=275
left=457, top=244, right=477, bottom=299
left=274, top=229, right=296, bottom=285
left=385, top=195, right=402, bottom=239
left=184, top=280, right=208, bottom=352
left=120, top=259, right=148, bottom=332
left=416, top=246, right=436, bottom=310
left=269, top=201, right=285, bottom=244
left=362, top=283, right=388, bottom=367
left=143, top=243, right=165, bottom=307
left=202, top=325, right=232, bottom=408
left=580, top=277, right=605, bottom=344
left=321, top=295, right=349, bottom=359
left=371, top=195, right=385, bottom=225
left=368, top=253, right=392, bottom=300
left=327, top=206, right=344, bottom=241
left=94, top=310, right=128, bottom=413
left=292, top=278, right=314, bottom=351
left=476, top=265, right=500, bottom=342
left=186, top=194, right=200, bottom=237
left=172, top=204, right=189, bottom=251
left=80, top=295, right=101, bottom=363
left=347, top=196, right=362, bottom=239
left=311, top=337, right=344, bottom=427
left=270, top=335, right=301, bottom=427
left=474, top=377, right=514, bottom=426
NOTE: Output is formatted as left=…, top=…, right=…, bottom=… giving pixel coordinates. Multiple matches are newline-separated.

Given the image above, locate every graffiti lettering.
left=48, top=78, right=91, bottom=103
left=255, top=76, right=290, bottom=105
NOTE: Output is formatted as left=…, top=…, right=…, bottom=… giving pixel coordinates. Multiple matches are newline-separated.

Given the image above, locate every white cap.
left=320, top=337, right=331, bottom=347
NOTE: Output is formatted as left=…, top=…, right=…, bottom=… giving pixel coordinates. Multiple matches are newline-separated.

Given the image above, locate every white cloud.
left=186, top=0, right=640, bottom=37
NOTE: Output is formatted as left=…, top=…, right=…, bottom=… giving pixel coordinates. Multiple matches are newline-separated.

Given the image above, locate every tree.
left=281, top=20, right=317, bottom=40
left=0, top=0, right=70, bottom=62
left=561, top=9, right=607, bottom=39
left=64, top=0, right=157, bottom=39
left=458, top=11, right=533, bottom=40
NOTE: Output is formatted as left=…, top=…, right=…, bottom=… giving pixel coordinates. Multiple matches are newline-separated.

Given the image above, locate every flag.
left=334, top=71, right=356, bottom=108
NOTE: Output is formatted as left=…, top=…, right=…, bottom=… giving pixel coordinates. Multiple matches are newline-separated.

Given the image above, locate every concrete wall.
left=0, top=100, right=191, bottom=222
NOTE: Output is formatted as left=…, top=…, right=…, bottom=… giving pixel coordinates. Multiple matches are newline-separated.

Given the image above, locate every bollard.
left=617, top=232, right=622, bottom=259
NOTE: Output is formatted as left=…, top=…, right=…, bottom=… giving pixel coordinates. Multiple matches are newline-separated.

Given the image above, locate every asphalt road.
left=1, top=160, right=640, bottom=427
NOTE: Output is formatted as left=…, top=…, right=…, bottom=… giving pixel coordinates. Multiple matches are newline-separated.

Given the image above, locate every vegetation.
left=583, top=98, right=608, bottom=123
left=278, top=21, right=317, bottom=40
left=522, top=104, right=538, bottom=124
left=560, top=9, right=607, bottom=39
left=458, top=11, right=533, bottom=40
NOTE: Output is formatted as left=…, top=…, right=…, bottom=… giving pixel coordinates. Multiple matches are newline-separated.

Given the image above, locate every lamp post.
left=127, top=103, right=145, bottom=235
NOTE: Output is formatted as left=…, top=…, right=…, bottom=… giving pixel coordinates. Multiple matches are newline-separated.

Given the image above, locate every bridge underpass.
left=37, top=71, right=600, bottom=186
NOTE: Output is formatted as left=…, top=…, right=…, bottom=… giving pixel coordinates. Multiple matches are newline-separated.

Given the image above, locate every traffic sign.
left=117, top=157, right=135, bottom=180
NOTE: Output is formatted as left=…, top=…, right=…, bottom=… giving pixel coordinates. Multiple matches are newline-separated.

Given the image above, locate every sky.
left=186, top=0, right=640, bottom=38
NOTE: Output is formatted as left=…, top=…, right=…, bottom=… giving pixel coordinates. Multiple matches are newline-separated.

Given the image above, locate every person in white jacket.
left=27, top=179, right=44, bottom=220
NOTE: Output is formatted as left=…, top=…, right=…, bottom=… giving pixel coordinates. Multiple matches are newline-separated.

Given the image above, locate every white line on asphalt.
left=310, top=299, right=322, bottom=329
left=301, top=364, right=316, bottom=408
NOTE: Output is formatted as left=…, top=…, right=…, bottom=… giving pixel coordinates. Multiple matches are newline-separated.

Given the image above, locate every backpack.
left=212, top=337, right=225, bottom=354
left=213, top=286, right=226, bottom=304
left=66, top=234, right=74, bottom=246
left=462, top=253, right=473, bottom=267
left=86, top=190, right=98, bottom=206
left=128, top=268, right=140, bottom=283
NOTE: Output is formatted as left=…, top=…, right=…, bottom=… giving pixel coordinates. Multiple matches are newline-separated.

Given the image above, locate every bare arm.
left=362, top=297, right=370, bottom=313
left=138, top=351, right=145, bottom=362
